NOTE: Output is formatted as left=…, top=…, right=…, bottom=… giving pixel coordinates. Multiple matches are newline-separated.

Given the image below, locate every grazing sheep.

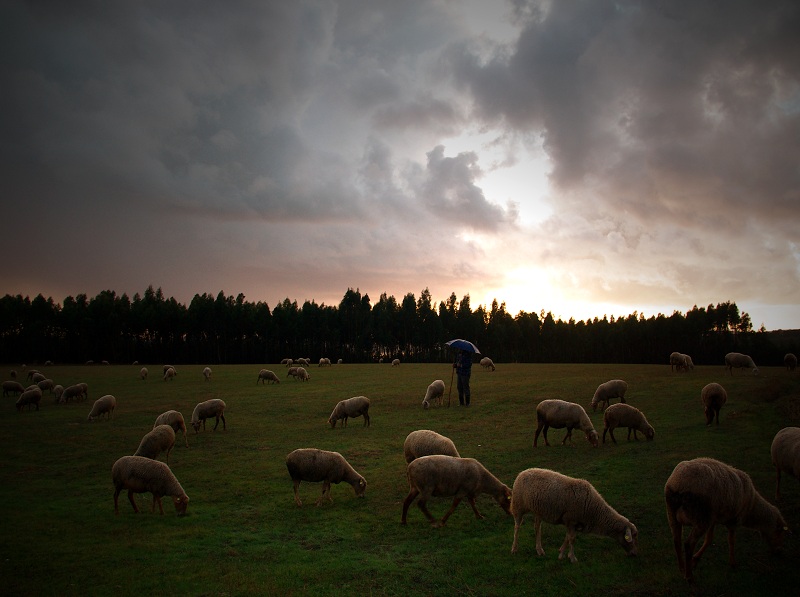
left=401, top=455, right=512, bottom=527
left=52, top=384, right=64, bottom=403
left=60, top=384, right=83, bottom=403
left=785, top=353, right=797, bottom=372
left=590, top=379, right=628, bottom=412
left=191, top=398, right=226, bottom=433
left=602, top=403, right=655, bottom=443
left=294, top=367, right=310, bottom=382
left=392, top=359, right=400, bottom=366
left=154, top=410, right=189, bottom=447
left=16, top=387, right=42, bottom=411
left=771, top=427, right=800, bottom=500
left=202, top=367, right=212, bottom=382
left=162, top=364, right=175, bottom=375
left=725, top=352, right=759, bottom=376
left=30, top=372, right=46, bottom=384
left=87, top=394, right=116, bottom=421
left=257, top=369, right=280, bottom=384
left=670, top=352, right=694, bottom=372
left=140, top=367, right=148, bottom=380
left=163, top=366, right=177, bottom=381
left=422, top=379, right=445, bottom=409
left=479, top=357, right=496, bottom=371
left=37, top=378, right=54, bottom=393
left=3, top=380, right=24, bottom=397
left=664, top=457, right=787, bottom=580
left=328, top=396, right=371, bottom=428
left=701, top=382, right=727, bottom=426
left=284, top=358, right=293, bottom=367
left=26, top=370, right=40, bottom=381
left=77, top=382, right=88, bottom=401
left=534, top=399, right=599, bottom=448
left=134, top=424, right=176, bottom=463
left=112, top=455, right=189, bottom=516
left=318, top=358, right=331, bottom=367
left=403, top=430, right=461, bottom=464
left=337, top=359, right=343, bottom=365
left=286, top=448, right=367, bottom=507
left=296, top=358, right=310, bottom=367
left=286, top=366, right=299, bottom=379
left=510, top=468, right=638, bottom=562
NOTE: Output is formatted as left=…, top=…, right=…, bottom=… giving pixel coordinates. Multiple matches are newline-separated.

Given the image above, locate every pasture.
left=1, top=362, right=799, bottom=596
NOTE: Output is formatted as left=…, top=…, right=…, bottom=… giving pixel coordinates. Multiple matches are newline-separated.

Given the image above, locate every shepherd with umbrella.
left=445, top=339, right=480, bottom=407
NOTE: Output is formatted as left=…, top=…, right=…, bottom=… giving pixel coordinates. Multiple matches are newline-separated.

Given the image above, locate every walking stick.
left=447, top=362, right=455, bottom=407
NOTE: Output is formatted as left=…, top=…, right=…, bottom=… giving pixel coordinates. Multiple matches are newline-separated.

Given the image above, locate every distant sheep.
left=257, top=369, right=280, bottom=384
left=665, top=457, right=786, bottom=580
left=286, top=448, right=367, bottom=507
left=510, top=468, right=638, bottom=562
left=602, top=403, right=654, bottom=443
left=725, top=352, right=759, bottom=376
left=318, top=358, right=331, bottom=367
left=284, top=358, right=293, bottom=367
left=78, top=382, right=88, bottom=401
left=87, top=394, right=116, bottom=421
left=700, top=382, right=727, bottom=426
left=392, top=359, right=400, bottom=367
left=337, top=359, right=343, bottom=365
left=590, top=379, right=628, bottom=412
left=191, top=398, right=226, bottom=433
left=670, top=352, right=693, bottom=372
left=202, top=367, right=212, bottom=381
left=286, top=366, right=299, bottom=379
left=403, top=430, right=460, bottom=464
left=296, top=358, right=309, bottom=367
left=112, top=455, right=189, bottom=516
left=134, top=424, right=176, bottom=463
left=16, top=387, right=42, bottom=411
left=52, top=384, right=64, bottom=403
left=162, top=365, right=175, bottom=375
left=534, top=399, right=599, bottom=448
left=37, top=378, right=54, bottom=393
left=26, top=370, right=40, bottom=381
left=163, top=366, right=177, bottom=381
left=140, top=367, right=148, bottom=380
left=771, top=427, right=800, bottom=500
left=294, top=367, right=310, bottom=382
left=154, top=410, right=189, bottom=448
left=60, top=384, right=83, bottom=403
left=422, top=379, right=445, bottom=409
left=401, top=455, right=511, bottom=527
left=30, top=372, right=46, bottom=384
left=479, top=357, right=496, bottom=371
left=785, top=353, right=797, bottom=372
left=3, top=380, right=24, bottom=397
left=328, top=396, right=370, bottom=428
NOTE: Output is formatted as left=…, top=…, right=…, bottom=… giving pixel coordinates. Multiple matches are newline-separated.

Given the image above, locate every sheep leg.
left=534, top=517, right=545, bottom=556
left=315, top=482, right=332, bottom=506
left=684, top=524, right=712, bottom=580
left=127, top=490, right=140, bottom=513
left=439, top=498, right=464, bottom=526
left=533, top=422, right=544, bottom=447
left=558, top=528, right=578, bottom=563
left=152, top=495, right=165, bottom=514
left=561, top=427, right=573, bottom=446
left=416, top=499, right=441, bottom=527
left=669, top=519, right=685, bottom=574
left=113, top=488, right=122, bottom=515
left=609, top=427, right=617, bottom=444
left=182, top=430, right=189, bottom=448
left=213, top=415, right=220, bottom=431
left=293, top=480, right=303, bottom=507
left=363, top=412, right=370, bottom=427
left=726, top=526, right=737, bottom=568
left=511, top=513, right=524, bottom=554
left=775, top=468, right=782, bottom=501
left=401, top=488, right=420, bottom=524
left=466, top=497, right=484, bottom=520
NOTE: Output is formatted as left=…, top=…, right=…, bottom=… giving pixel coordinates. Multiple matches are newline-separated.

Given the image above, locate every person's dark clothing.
left=454, top=350, right=473, bottom=406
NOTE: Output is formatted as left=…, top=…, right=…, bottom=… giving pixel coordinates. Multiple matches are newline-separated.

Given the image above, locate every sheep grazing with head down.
left=664, top=457, right=787, bottom=581
left=154, top=410, right=189, bottom=448
left=112, top=455, right=189, bottom=516
left=30, top=372, right=46, bottom=384
left=286, top=448, right=367, bottom=507
left=16, top=387, right=42, bottom=411
left=134, top=424, right=176, bottom=463
left=392, top=359, right=400, bottom=367
left=191, top=398, right=226, bottom=433
left=202, top=367, right=212, bottom=382
left=163, top=367, right=177, bottom=381
left=3, top=380, right=24, bottom=397
left=52, top=384, right=64, bottom=403
left=771, top=427, right=800, bottom=500
left=534, top=399, right=599, bottom=448
left=60, top=384, right=82, bottom=403
left=257, top=369, right=280, bottom=384
left=590, top=379, right=628, bottom=412
left=88, top=394, right=116, bottom=421
left=286, top=366, right=299, bottom=379
left=294, top=367, right=310, bottom=382
left=140, top=367, right=148, bottom=380
left=510, top=468, right=638, bottom=562
left=701, top=382, right=727, bottom=426
left=329, top=396, right=370, bottom=428
left=403, top=430, right=460, bottom=464
left=479, top=357, right=496, bottom=371
left=602, top=403, right=655, bottom=443
left=401, top=455, right=511, bottom=527
left=37, top=379, right=54, bottom=393
left=422, top=379, right=445, bottom=409
left=318, top=358, right=332, bottom=367
left=785, top=353, right=797, bottom=372
left=725, top=352, right=759, bottom=376
left=670, top=352, right=694, bottom=373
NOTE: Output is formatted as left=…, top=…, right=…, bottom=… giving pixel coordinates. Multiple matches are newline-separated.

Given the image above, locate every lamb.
left=401, top=455, right=512, bottom=527
left=3, top=380, right=24, bottom=397
left=785, top=353, right=797, bottom=372
left=257, top=369, right=280, bottom=384
left=52, top=384, right=64, bottom=403
left=163, top=366, right=177, bottom=381
left=664, top=457, right=787, bottom=580
left=318, top=358, right=331, bottom=367
left=294, top=367, right=310, bottom=382
left=701, top=382, right=727, bottom=426
left=140, top=367, right=148, bottom=380
left=87, top=394, right=116, bottom=421
left=112, top=455, right=189, bottom=515
left=770, top=427, right=800, bottom=500
left=191, top=398, right=226, bottom=433
left=602, top=403, right=655, bottom=443
left=202, top=366, right=212, bottom=381
left=403, top=430, right=461, bottom=464
left=328, top=396, right=371, bottom=428
left=37, top=378, right=54, bottom=393
left=510, top=468, right=638, bottom=562
left=590, top=379, right=628, bottom=412
left=154, top=410, right=189, bottom=447
left=724, top=352, right=759, bottom=376
left=479, top=357, right=496, bottom=371
left=16, top=387, right=42, bottom=411
left=392, top=359, right=400, bottom=366
left=134, top=424, right=176, bottom=463
left=285, top=448, right=367, bottom=507
left=421, top=379, right=445, bottom=409
left=534, top=399, right=599, bottom=448
left=60, top=384, right=83, bottom=403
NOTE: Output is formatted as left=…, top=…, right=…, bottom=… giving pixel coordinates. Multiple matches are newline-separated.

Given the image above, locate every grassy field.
left=1, top=361, right=799, bottom=596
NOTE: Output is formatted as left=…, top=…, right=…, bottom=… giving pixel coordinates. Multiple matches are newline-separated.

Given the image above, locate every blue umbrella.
left=445, top=338, right=481, bottom=354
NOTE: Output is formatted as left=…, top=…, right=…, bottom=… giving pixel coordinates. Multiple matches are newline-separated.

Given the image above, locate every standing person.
left=453, top=349, right=473, bottom=407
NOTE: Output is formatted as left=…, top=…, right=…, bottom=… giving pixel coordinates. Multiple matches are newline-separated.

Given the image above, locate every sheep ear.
left=624, top=527, right=633, bottom=543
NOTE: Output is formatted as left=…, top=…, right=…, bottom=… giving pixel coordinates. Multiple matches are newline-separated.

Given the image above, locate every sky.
left=2, top=0, right=799, bottom=330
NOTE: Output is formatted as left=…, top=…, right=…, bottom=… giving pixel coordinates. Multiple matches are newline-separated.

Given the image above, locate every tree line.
left=0, top=285, right=791, bottom=367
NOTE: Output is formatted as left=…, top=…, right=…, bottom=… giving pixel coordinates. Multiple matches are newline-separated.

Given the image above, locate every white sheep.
left=134, top=424, right=176, bottom=463
left=191, top=399, right=226, bottom=433
left=140, top=367, right=148, bottom=380
left=785, top=353, right=797, bottom=372
left=318, top=358, right=331, bottom=367
left=30, top=372, right=46, bottom=384
left=16, top=387, right=42, bottom=411
left=60, top=384, right=83, bottom=403
left=602, top=403, right=655, bottom=443
left=296, top=358, right=309, bottom=367
left=163, top=366, right=177, bottom=381
left=534, top=399, right=599, bottom=448
left=590, top=379, right=628, bottom=412
left=401, top=455, right=512, bottom=527
left=37, top=378, right=54, bottom=393
left=670, top=352, right=693, bottom=372
left=337, top=359, right=343, bottom=365
left=154, top=410, right=190, bottom=448
left=77, top=382, right=88, bottom=401
left=202, top=366, right=212, bottom=382
left=664, top=457, right=787, bottom=580
left=328, top=396, right=370, bottom=428
left=257, top=369, right=280, bottom=384
left=285, top=448, right=367, bottom=507
left=112, top=455, right=189, bottom=516
left=284, top=358, right=293, bottom=367
left=771, top=427, right=800, bottom=500
left=392, top=359, right=400, bottom=367
left=724, top=352, right=759, bottom=376
left=52, top=384, right=64, bottom=403
left=700, top=382, right=727, bottom=426
left=422, top=379, right=445, bottom=409
left=87, top=394, right=116, bottom=421
left=403, top=430, right=461, bottom=464
left=510, top=468, right=638, bottom=562
left=162, top=364, right=175, bottom=374
left=294, top=367, right=310, bottom=382
left=286, top=366, right=299, bottom=379
left=479, top=357, right=496, bottom=371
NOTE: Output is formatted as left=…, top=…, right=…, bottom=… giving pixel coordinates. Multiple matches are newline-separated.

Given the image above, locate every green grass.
left=1, top=362, right=799, bottom=596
